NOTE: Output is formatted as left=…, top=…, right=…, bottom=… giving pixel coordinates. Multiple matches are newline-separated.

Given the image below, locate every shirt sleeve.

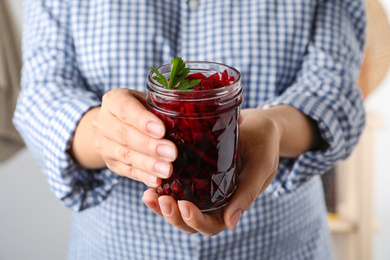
left=13, top=0, right=120, bottom=211
left=261, top=0, right=366, bottom=194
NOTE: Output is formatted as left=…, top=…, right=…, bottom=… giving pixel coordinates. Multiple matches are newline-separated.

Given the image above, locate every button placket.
left=187, top=0, right=200, bottom=11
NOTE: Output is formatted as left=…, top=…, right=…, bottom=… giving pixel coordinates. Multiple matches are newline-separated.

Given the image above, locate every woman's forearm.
left=263, top=105, right=325, bottom=157
left=242, top=105, right=325, bottom=158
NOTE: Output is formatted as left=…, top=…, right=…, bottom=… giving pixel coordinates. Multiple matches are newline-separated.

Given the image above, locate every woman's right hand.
left=71, top=88, right=177, bottom=187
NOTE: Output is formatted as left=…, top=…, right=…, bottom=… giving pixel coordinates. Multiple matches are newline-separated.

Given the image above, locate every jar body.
left=147, top=62, right=243, bottom=212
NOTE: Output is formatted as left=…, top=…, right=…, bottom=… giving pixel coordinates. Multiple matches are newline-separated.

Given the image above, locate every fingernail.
left=178, top=201, right=190, bottom=220
left=160, top=201, right=172, bottom=216
left=229, top=210, right=242, bottom=231
left=147, top=122, right=165, bottom=137
left=147, top=175, right=157, bottom=185
left=154, top=161, right=170, bottom=177
left=157, top=144, right=176, bottom=161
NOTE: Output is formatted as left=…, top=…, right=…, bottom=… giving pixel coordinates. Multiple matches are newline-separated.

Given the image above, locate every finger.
left=94, top=116, right=177, bottom=162
left=158, top=196, right=198, bottom=235
left=142, top=188, right=163, bottom=216
left=95, top=134, right=173, bottom=179
left=106, top=159, right=162, bottom=187
left=223, top=110, right=280, bottom=231
left=102, top=88, right=165, bottom=138
left=223, top=162, right=277, bottom=231
left=177, top=200, right=227, bottom=236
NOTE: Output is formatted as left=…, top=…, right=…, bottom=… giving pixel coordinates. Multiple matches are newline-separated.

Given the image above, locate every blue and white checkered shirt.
left=14, top=0, right=366, bottom=259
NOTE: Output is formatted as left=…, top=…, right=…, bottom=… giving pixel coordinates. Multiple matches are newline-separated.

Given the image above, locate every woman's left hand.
left=142, top=108, right=280, bottom=236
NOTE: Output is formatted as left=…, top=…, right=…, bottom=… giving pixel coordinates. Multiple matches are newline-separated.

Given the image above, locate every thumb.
left=223, top=165, right=276, bottom=231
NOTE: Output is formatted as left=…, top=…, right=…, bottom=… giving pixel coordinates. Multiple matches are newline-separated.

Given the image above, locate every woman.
left=14, top=0, right=366, bottom=259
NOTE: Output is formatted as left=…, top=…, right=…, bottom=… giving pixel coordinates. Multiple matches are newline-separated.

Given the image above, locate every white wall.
left=1, top=1, right=389, bottom=260
left=0, top=151, right=71, bottom=260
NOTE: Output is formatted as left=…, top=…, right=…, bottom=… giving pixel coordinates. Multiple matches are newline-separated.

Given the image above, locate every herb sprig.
left=152, top=57, right=201, bottom=90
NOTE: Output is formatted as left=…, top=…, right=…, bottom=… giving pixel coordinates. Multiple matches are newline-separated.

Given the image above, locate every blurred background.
left=1, top=0, right=390, bottom=259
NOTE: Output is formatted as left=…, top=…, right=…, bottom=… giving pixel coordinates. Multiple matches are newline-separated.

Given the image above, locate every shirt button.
left=187, top=0, right=200, bottom=11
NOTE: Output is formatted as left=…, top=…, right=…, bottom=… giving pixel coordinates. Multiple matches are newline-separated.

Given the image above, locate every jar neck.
left=146, top=61, right=243, bottom=116
left=147, top=84, right=243, bottom=116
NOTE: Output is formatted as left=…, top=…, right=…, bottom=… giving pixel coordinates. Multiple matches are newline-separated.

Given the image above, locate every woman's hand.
left=142, top=108, right=281, bottom=235
left=71, top=88, right=178, bottom=187
left=142, top=105, right=323, bottom=236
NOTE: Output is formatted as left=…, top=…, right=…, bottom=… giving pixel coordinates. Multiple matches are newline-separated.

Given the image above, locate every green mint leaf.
left=152, top=66, right=168, bottom=88
left=176, top=79, right=201, bottom=90
left=168, top=57, right=190, bottom=89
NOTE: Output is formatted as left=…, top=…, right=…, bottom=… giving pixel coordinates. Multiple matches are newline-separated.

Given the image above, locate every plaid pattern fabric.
left=14, top=0, right=366, bottom=259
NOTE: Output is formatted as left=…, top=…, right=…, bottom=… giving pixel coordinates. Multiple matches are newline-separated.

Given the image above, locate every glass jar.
left=146, top=61, right=243, bottom=212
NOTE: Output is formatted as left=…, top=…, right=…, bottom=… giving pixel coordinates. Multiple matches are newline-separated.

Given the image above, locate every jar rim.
left=147, top=61, right=241, bottom=96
